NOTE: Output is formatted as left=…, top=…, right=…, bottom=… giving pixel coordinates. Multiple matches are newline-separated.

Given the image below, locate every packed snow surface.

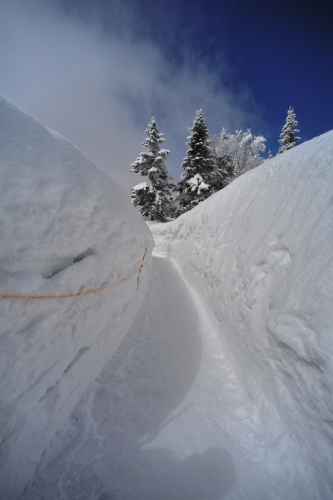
left=20, top=131, right=333, bottom=499
left=21, top=256, right=289, bottom=500
left=0, top=96, right=153, bottom=499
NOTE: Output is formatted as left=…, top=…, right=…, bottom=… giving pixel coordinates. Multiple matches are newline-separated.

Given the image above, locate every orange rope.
left=0, top=251, right=149, bottom=300
left=136, top=248, right=148, bottom=288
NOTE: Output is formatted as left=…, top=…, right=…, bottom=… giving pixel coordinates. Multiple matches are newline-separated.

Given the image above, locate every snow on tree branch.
left=278, top=107, right=301, bottom=154
left=211, top=128, right=266, bottom=180
left=130, top=117, right=175, bottom=222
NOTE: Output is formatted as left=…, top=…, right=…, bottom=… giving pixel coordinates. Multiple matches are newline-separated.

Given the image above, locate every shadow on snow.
left=22, top=256, right=236, bottom=500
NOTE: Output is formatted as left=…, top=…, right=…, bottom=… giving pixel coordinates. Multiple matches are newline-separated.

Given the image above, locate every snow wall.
left=152, top=131, right=333, bottom=494
left=0, top=96, right=154, bottom=499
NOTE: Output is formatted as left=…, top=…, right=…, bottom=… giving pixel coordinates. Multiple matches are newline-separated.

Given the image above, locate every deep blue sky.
left=1, top=0, right=332, bottom=193
left=61, top=0, right=333, bottom=151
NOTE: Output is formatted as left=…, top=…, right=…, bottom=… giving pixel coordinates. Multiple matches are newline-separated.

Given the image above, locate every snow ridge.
left=0, top=96, right=153, bottom=499
left=151, top=130, right=333, bottom=497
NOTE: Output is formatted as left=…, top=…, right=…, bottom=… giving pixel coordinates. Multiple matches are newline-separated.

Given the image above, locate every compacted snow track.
left=21, top=255, right=315, bottom=500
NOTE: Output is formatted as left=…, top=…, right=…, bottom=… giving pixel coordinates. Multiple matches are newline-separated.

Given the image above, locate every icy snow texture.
left=152, top=131, right=333, bottom=496
left=0, top=96, right=153, bottom=499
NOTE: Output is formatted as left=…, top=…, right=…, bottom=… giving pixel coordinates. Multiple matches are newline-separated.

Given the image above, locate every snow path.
left=22, top=255, right=311, bottom=500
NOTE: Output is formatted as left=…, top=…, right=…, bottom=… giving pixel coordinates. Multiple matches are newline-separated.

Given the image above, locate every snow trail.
left=21, top=255, right=319, bottom=500
left=2, top=97, right=331, bottom=499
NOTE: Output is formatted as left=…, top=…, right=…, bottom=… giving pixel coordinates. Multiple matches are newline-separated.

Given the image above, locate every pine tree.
left=130, top=117, right=174, bottom=221
left=278, top=107, right=301, bottom=154
left=176, top=109, right=217, bottom=214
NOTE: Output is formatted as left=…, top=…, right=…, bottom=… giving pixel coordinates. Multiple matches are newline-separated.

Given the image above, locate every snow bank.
left=151, top=131, right=333, bottom=495
left=0, top=96, right=153, bottom=499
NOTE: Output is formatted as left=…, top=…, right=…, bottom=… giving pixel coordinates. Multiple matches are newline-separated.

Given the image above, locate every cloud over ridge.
left=0, top=0, right=263, bottom=195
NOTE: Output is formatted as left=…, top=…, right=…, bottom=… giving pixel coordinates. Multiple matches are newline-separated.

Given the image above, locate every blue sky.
left=0, top=0, right=332, bottom=195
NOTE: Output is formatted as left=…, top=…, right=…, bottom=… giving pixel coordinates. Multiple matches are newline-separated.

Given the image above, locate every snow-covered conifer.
left=176, top=109, right=217, bottom=214
left=278, top=107, right=301, bottom=154
left=130, top=117, right=174, bottom=221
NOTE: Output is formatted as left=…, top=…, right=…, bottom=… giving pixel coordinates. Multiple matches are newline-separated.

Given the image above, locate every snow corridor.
left=21, top=253, right=312, bottom=500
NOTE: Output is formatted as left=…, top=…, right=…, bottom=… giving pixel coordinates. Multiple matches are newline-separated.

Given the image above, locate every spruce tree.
left=278, top=107, right=301, bottom=154
left=130, top=117, right=174, bottom=221
left=176, top=109, right=217, bottom=214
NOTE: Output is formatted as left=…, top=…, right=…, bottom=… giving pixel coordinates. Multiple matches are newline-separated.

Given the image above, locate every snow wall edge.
left=151, top=130, right=333, bottom=492
left=0, top=96, right=154, bottom=499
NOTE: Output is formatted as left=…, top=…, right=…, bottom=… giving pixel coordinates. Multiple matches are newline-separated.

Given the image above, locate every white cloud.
left=0, top=0, right=262, bottom=196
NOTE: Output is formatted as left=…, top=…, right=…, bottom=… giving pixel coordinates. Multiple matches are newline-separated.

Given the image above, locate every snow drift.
left=152, top=131, right=333, bottom=496
left=0, top=96, right=153, bottom=499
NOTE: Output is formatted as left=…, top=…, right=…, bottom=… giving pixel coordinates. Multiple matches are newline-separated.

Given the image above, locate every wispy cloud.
left=0, top=0, right=264, bottom=196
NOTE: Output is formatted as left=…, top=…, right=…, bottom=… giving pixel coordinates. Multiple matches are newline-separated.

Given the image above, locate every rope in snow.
left=0, top=249, right=149, bottom=299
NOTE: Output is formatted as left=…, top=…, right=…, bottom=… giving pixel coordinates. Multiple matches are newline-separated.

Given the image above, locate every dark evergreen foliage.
left=130, top=117, right=174, bottom=221
left=278, top=107, right=301, bottom=154
left=176, top=109, right=217, bottom=214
